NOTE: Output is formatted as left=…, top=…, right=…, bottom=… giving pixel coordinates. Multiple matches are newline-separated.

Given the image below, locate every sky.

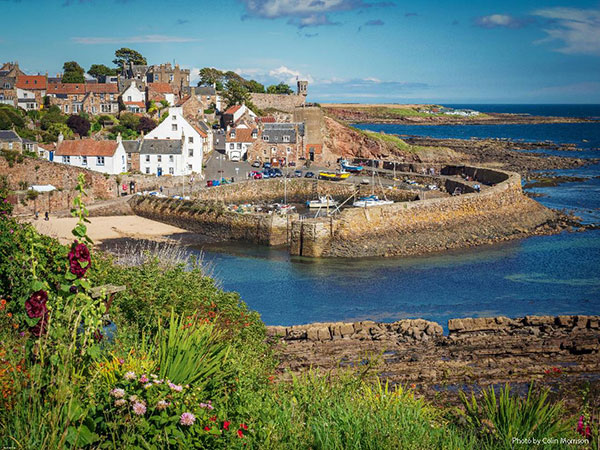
left=1, top=0, right=599, bottom=104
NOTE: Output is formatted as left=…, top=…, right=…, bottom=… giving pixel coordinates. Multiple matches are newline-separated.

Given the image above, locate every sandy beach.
left=30, top=215, right=189, bottom=245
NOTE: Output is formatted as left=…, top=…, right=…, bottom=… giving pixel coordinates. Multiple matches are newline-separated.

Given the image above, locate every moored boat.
left=318, top=170, right=350, bottom=181
left=306, top=195, right=339, bottom=209
left=340, top=159, right=363, bottom=173
left=352, top=195, right=394, bottom=208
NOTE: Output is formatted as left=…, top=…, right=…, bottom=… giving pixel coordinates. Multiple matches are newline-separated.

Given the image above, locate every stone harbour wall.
left=250, top=93, right=306, bottom=113
left=129, top=196, right=296, bottom=246
left=290, top=165, right=558, bottom=257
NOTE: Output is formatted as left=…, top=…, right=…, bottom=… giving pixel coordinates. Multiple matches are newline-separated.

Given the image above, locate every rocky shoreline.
left=268, top=315, right=600, bottom=402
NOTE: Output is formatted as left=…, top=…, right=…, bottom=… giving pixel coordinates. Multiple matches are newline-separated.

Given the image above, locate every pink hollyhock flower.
left=180, top=412, right=196, bottom=426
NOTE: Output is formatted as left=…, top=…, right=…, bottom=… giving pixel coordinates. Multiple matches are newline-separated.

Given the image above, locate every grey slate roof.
left=122, top=140, right=141, bottom=153
left=194, top=86, right=216, bottom=96
left=196, top=121, right=210, bottom=133
left=261, top=123, right=305, bottom=144
left=0, top=130, right=21, bottom=142
left=140, top=139, right=182, bottom=155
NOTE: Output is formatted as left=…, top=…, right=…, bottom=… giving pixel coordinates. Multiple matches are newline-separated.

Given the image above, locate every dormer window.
left=283, top=135, right=290, bottom=142
left=252, top=131, right=257, bottom=139
left=262, top=135, right=269, bottom=142
left=230, top=130, right=236, bottom=139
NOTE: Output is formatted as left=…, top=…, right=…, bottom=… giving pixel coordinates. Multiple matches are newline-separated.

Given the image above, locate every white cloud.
left=474, top=14, right=527, bottom=28
left=532, top=7, right=600, bottom=55
left=269, top=65, right=314, bottom=84
left=72, top=35, right=198, bottom=44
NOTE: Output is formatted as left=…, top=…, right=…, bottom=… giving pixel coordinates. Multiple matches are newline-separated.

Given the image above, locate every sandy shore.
left=30, top=215, right=188, bottom=245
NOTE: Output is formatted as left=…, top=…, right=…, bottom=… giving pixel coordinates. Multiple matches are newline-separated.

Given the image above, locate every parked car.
left=305, top=172, right=315, bottom=178
left=272, top=168, right=283, bottom=177
left=294, top=170, right=303, bottom=178
left=263, top=162, right=272, bottom=169
left=206, top=180, right=214, bottom=187
left=262, top=171, right=270, bottom=179
left=251, top=161, right=261, bottom=168
left=252, top=171, right=262, bottom=180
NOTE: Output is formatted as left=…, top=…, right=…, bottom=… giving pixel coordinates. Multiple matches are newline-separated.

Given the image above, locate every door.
left=157, top=167, right=162, bottom=176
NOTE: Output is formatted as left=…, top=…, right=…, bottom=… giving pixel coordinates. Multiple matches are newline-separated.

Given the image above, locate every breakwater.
left=268, top=315, right=600, bottom=386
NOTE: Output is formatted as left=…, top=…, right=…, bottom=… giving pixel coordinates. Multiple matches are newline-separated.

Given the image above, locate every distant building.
left=224, top=127, right=258, bottom=162
left=121, top=81, right=146, bottom=113
left=147, top=82, right=176, bottom=106
left=54, top=134, right=127, bottom=175
left=221, top=104, right=256, bottom=128
left=248, top=122, right=304, bottom=165
left=142, top=107, right=204, bottom=176
left=122, top=139, right=142, bottom=172
left=15, top=75, right=47, bottom=110
left=0, top=130, right=24, bottom=151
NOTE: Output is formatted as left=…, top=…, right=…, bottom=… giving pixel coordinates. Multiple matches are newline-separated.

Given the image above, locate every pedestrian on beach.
left=160, top=186, right=163, bottom=193
left=34, top=211, right=39, bottom=220
left=44, top=211, right=49, bottom=221
left=129, top=181, right=135, bottom=194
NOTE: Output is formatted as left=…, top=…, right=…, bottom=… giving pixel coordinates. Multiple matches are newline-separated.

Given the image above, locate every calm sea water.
left=194, top=106, right=600, bottom=329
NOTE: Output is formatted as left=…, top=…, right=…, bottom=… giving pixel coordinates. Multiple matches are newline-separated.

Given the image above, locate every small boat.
left=274, top=203, right=296, bottom=214
left=340, top=159, right=363, bottom=173
left=306, top=195, right=339, bottom=209
left=318, top=170, right=350, bottom=181
left=352, top=195, right=394, bottom=208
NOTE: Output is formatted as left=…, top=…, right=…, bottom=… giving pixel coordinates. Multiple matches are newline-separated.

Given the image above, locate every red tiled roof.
left=191, top=124, right=207, bottom=138
left=55, top=139, right=119, bottom=157
left=259, top=116, right=276, bottom=123
left=124, top=101, right=146, bottom=108
left=148, top=83, right=173, bottom=94
left=47, top=83, right=86, bottom=94
left=224, top=104, right=242, bottom=115
left=85, top=83, right=118, bottom=94
left=16, top=75, right=47, bottom=90
left=227, top=128, right=257, bottom=143
left=175, top=95, right=191, bottom=107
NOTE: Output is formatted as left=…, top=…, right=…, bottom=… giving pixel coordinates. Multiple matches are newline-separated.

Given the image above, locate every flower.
left=129, top=395, right=138, bottom=402
left=114, top=399, right=127, bottom=407
left=25, top=290, right=48, bottom=318
left=180, top=412, right=196, bottom=426
left=110, top=388, right=125, bottom=398
left=577, top=416, right=584, bottom=434
left=118, top=358, right=124, bottom=364
left=223, top=420, right=231, bottom=431
left=204, top=426, right=210, bottom=431
left=132, top=402, right=146, bottom=416
left=156, top=400, right=170, bottom=410
left=168, top=382, right=183, bottom=392
left=30, top=311, right=49, bottom=337
left=68, top=241, right=91, bottom=278
left=153, top=379, right=163, bottom=385
left=144, top=383, right=153, bottom=389
left=139, top=374, right=149, bottom=383
left=237, top=429, right=244, bottom=438
left=209, top=416, right=217, bottom=422
left=240, top=423, right=248, bottom=430
left=124, top=371, right=136, bottom=380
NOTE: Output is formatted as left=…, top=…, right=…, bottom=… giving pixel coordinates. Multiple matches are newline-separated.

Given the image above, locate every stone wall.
left=194, top=178, right=418, bottom=205
left=290, top=165, right=558, bottom=257
left=251, top=93, right=306, bottom=113
left=129, top=196, right=296, bottom=246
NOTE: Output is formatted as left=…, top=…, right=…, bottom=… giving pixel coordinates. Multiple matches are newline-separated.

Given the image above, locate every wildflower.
left=153, top=379, right=163, bottom=384
left=118, top=358, right=124, bottom=364
left=156, top=400, right=170, bottom=410
left=129, top=395, right=138, bottom=402
left=124, top=371, right=136, bottom=380
left=114, top=399, right=127, bottom=407
left=577, top=416, right=584, bottom=434
left=204, top=426, right=210, bottom=431
left=25, top=290, right=48, bottom=319
left=139, top=374, right=149, bottom=383
left=237, top=429, right=244, bottom=438
left=168, top=382, right=183, bottom=392
left=180, top=412, right=196, bottom=426
left=144, top=383, right=153, bottom=389
left=68, top=241, right=91, bottom=278
left=132, top=401, right=146, bottom=416
left=209, top=416, right=217, bottom=422
left=150, top=374, right=158, bottom=379
left=240, top=423, right=248, bottom=430
left=223, top=420, right=231, bottom=430
left=110, top=388, right=126, bottom=398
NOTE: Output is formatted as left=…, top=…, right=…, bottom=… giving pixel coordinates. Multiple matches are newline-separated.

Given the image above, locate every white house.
left=142, top=107, right=204, bottom=176
left=225, top=127, right=258, bottom=161
left=121, top=80, right=146, bottom=113
left=54, top=134, right=127, bottom=175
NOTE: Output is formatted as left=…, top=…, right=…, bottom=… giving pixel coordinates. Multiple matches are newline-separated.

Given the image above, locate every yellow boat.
left=318, top=171, right=350, bottom=181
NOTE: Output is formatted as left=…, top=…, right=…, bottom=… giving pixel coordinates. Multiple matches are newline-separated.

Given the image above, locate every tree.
left=45, top=123, right=73, bottom=142
left=88, top=64, right=117, bottom=79
left=137, top=116, right=157, bottom=134
left=198, top=67, right=224, bottom=90
left=223, top=80, right=251, bottom=108
left=66, top=115, right=91, bottom=137
left=245, top=80, right=265, bottom=93
left=61, top=61, right=85, bottom=83
left=266, top=82, right=293, bottom=95
left=113, top=48, right=147, bottom=68
left=119, top=112, right=141, bottom=131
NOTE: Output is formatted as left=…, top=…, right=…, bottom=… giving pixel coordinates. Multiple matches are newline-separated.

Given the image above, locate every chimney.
left=117, top=132, right=122, bottom=144
left=58, top=132, right=64, bottom=146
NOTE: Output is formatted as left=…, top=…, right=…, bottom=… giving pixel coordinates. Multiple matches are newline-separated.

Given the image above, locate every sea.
left=192, top=105, right=600, bottom=330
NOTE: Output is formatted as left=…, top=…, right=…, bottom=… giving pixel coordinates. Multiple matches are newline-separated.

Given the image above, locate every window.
left=262, top=136, right=269, bottom=141
left=287, top=147, right=292, bottom=153
left=169, top=155, right=174, bottom=162
left=23, top=92, right=28, bottom=98
left=283, top=135, right=290, bottom=142
left=110, top=94, right=114, bottom=101
left=145, top=155, right=150, bottom=162
left=64, top=105, right=69, bottom=113
left=237, top=143, right=242, bottom=149
left=188, top=164, right=192, bottom=171
left=172, top=124, right=177, bottom=131
left=157, top=155, right=162, bottom=163
left=145, top=167, right=150, bottom=174
left=188, top=137, right=193, bottom=143
left=81, top=156, right=87, bottom=165
left=63, top=156, right=70, bottom=164
left=97, top=156, right=105, bottom=166
left=229, top=144, right=234, bottom=150
left=172, top=115, right=176, bottom=120
left=252, top=131, right=257, bottom=139
left=271, top=147, right=276, bottom=154
left=127, top=96, right=132, bottom=101
left=188, top=149, right=193, bottom=157
left=8, top=143, right=13, bottom=150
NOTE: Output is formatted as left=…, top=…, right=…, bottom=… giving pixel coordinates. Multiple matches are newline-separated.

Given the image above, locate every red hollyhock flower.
left=237, top=429, right=244, bottom=438
left=223, top=421, right=231, bottom=430
left=30, top=311, right=49, bottom=337
left=68, top=241, right=91, bottom=278
left=25, top=290, right=48, bottom=318
left=204, top=426, right=210, bottom=431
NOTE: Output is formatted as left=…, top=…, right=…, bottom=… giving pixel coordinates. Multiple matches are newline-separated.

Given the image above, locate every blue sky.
left=1, top=0, right=599, bottom=103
